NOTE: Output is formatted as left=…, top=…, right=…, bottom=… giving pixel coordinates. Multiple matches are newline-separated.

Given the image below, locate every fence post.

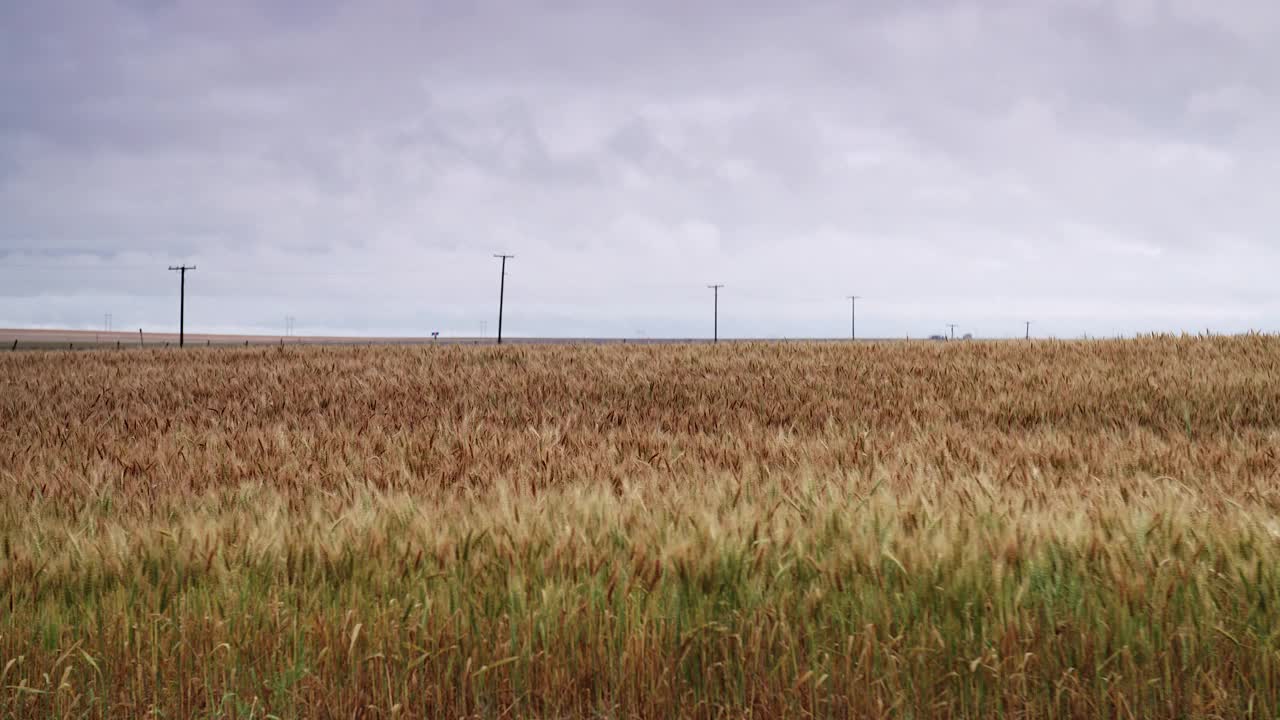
left=139, top=329, right=144, bottom=347
left=11, top=340, right=17, bottom=352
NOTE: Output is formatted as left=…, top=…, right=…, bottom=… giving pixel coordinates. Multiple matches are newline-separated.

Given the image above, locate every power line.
left=6, top=263, right=182, bottom=270
left=200, top=269, right=421, bottom=278
left=494, top=254, right=514, bottom=345
left=168, top=265, right=196, bottom=348
left=708, top=285, right=724, bottom=343
left=0, top=263, right=423, bottom=277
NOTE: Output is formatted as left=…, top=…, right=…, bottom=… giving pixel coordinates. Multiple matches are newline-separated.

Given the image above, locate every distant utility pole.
left=168, top=265, right=196, bottom=348
left=708, top=285, right=724, bottom=343
left=846, top=296, right=861, bottom=340
left=493, top=254, right=514, bottom=345
left=947, top=324, right=957, bottom=340
left=104, top=313, right=113, bottom=333
left=480, top=320, right=488, bottom=338
left=285, top=316, right=296, bottom=337
left=1025, top=321, right=1031, bottom=340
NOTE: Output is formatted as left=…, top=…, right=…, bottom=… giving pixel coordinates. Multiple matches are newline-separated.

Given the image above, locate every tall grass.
left=2, top=337, right=1280, bottom=717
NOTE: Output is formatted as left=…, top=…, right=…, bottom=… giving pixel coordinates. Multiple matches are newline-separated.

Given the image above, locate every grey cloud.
left=2, top=0, right=1279, bottom=338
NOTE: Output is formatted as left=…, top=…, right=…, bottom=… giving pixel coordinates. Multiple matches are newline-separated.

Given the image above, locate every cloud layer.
left=3, top=0, right=1279, bottom=338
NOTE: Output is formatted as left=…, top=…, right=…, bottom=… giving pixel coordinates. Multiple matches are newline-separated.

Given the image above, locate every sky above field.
left=2, top=1, right=1280, bottom=339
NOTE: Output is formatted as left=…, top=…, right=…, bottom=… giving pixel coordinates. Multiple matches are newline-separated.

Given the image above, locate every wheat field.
left=2, top=337, right=1280, bottom=718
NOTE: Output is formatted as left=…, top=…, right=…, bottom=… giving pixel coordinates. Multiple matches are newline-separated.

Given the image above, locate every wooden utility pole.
left=493, top=254, right=514, bottom=344
left=707, top=285, right=724, bottom=343
left=168, top=265, right=196, bottom=347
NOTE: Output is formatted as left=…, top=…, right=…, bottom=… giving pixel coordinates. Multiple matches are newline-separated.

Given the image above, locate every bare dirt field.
left=0, top=327, right=873, bottom=349
left=0, top=327, right=479, bottom=348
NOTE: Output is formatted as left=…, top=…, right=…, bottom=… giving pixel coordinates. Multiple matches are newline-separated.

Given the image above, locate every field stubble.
left=2, top=337, right=1280, bottom=718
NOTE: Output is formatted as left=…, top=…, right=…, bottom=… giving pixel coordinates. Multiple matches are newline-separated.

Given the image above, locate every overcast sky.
left=3, top=0, right=1279, bottom=339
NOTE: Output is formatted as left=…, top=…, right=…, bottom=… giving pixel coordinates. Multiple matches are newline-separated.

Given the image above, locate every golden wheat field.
left=2, top=337, right=1280, bottom=718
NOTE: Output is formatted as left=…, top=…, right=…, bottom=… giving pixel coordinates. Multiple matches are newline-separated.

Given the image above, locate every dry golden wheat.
left=2, top=337, right=1279, bottom=718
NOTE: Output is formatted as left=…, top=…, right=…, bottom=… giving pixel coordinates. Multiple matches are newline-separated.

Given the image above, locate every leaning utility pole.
left=947, top=324, right=957, bottom=340
left=847, top=296, right=861, bottom=340
left=708, top=285, right=724, bottom=343
left=493, top=254, right=514, bottom=344
left=168, top=265, right=196, bottom=348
